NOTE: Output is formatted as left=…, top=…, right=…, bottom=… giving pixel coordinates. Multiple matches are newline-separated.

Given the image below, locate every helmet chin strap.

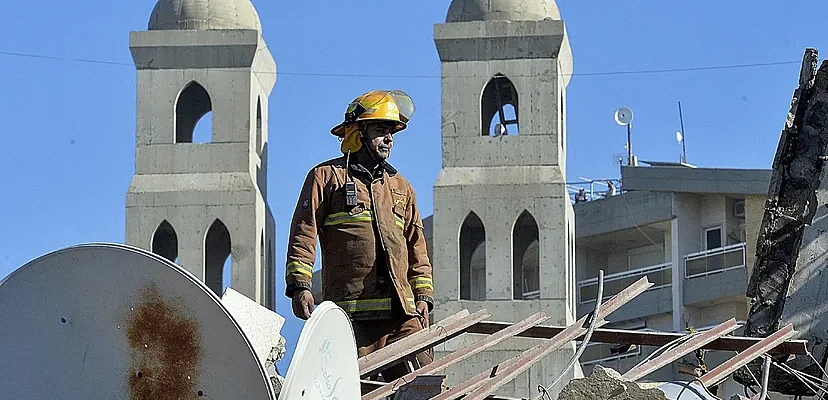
left=360, top=137, right=380, bottom=163
left=357, top=125, right=384, bottom=167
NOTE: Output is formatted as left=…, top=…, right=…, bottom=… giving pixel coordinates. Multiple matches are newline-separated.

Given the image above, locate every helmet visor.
left=388, top=90, right=416, bottom=123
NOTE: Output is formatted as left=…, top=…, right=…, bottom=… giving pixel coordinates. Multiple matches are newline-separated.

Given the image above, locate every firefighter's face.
left=361, top=122, right=395, bottom=160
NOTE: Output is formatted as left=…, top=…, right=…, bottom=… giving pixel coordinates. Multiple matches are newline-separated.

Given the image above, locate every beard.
left=371, top=145, right=391, bottom=160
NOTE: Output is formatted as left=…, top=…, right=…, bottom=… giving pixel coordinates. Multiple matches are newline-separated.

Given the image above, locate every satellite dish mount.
left=614, top=107, right=634, bottom=166
left=678, top=101, right=687, bottom=164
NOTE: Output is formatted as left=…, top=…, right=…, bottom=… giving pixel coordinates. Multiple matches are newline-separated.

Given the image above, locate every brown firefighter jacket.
left=284, top=155, right=434, bottom=320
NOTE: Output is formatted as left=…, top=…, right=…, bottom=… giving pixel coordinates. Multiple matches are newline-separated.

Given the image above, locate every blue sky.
left=2, top=0, right=827, bottom=374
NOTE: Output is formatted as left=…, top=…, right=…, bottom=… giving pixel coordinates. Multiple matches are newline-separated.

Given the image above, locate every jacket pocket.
left=392, top=203, right=406, bottom=231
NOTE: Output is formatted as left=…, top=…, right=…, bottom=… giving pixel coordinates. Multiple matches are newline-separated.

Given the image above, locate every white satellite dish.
left=280, top=301, right=361, bottom=400
left=657, top=381, right=718, bottom=399
left=0, top=243, right=275, bottom=399
left=676, top=131, right=683, bottom=143
left=614, top=107, right=634, bottom=126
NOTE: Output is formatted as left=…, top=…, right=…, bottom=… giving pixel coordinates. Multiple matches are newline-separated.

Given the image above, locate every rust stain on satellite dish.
left=127, top=283, right=202, bottom=400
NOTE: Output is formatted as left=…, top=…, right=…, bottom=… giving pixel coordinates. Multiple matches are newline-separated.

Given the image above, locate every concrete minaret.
left=432, top=0, right=579, bottom=396
left=125, top=0, right=277, bottom=309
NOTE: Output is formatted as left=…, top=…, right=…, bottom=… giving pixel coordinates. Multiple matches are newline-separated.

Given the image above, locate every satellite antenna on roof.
left=0, top=243, right=278, bottom=399
left=614, top=107, right=634, bottom=166
left=677, top=101, right=687, bottom=163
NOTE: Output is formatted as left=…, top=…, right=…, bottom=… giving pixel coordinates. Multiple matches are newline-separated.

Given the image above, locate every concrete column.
left=177, top=227, right=204, bottom=282
left=671, top=218, right=683, bottom=332
left=486, top=220, right=513, bottom=300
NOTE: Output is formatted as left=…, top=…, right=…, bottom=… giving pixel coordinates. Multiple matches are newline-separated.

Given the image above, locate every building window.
left=704, top=226, right=723, bottom=250
left=175, top=81, right=213, bottom=143
left=481, top=74, right=519, bottom=136
left=513, top=210, right=540, bottom=300
left=205, top=219, right=231, bottom=296
left=151, top=220, right=178, bottom=263
left=460, top=212, right=486, bottom=300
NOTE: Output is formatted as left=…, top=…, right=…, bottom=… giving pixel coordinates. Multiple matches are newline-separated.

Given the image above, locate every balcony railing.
left=522, top=290, right=540, bottom=300
left=684, top=243, right=746, bottom=279
left=578, top=262, right=672, bottom=304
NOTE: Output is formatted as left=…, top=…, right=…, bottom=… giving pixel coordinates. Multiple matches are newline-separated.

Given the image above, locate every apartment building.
left=571, top=163, right=771, bottom=392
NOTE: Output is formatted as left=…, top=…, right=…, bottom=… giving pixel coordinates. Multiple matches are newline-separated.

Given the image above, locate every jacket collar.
left=345, top=150, right=397, bottom=178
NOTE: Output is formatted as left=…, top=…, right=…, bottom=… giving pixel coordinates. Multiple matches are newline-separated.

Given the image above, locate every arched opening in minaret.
left=481, top=74, right=519, bottom=136
left=151, top=220, right=178, bottom=263
left=205, top=219, right=231, bottom=296
left=175, top=81, right=213, bottom=143
left=459, top=212, right=486, bottom=300
left=256, top=97, right=263, bottom=154
left=513, top=210, right=540, bottom=300
left=260, top=231, right=266, bottom=303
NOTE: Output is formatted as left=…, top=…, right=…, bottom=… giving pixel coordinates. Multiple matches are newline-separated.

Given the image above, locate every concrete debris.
left=557, top=365, right=669, bottom=400
left=220, top=288, right=288, bottom=396
left=265, top=336, right=287, bottom=369
left=740, top=47, right=828, bottom=396
left=265, top=336, right=287, bottom=396
left=270, top=375, right=285, bottom=397
left=221, top=288, right=287, bottom=364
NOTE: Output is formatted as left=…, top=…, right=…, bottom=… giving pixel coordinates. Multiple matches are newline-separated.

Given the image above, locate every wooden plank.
left=362, top=311, right=550, bottom=400
left=358, top=309, right=490, bottom=377
left=438, top=276, right=653, bottom=400
left=622, top=319, right=740, bottom=381
left=701, top=324, right=797, bottom=387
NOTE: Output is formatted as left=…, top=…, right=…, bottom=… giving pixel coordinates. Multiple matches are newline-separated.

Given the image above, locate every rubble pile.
left=557, top=365, right=668, bottom=400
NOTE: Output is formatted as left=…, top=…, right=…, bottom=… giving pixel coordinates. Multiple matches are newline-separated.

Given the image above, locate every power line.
left=0, top=50, right=132, bottom=66
left=572, top=60, right=800, bottom=76
left=0, top=49, right=801, bottom=79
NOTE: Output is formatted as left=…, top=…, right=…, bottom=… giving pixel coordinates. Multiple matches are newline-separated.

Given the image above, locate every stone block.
left=557, top=365, right=668, bottom=400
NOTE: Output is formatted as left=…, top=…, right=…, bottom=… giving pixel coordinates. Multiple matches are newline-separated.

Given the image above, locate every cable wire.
left=759, top=355, right=771, bottom=400
left=0, top=49, right=802, bottom=79
left=535, top=270, right=605, bottom=400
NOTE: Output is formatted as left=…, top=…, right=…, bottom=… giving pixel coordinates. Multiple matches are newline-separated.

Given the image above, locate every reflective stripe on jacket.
left=284, top=156, right=433, bottom=320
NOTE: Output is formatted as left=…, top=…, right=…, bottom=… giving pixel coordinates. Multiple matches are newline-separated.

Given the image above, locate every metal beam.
left=434, top=276, right=653, bottom=400
left=362, top=311, right=550, bottom=400
left=358, top=309, right=491, bottom=377
left=466, top=323, right=808, bottom=355
left=622, top=319, right=740, bottom=381
left=701, top=324, right=797, bottom=388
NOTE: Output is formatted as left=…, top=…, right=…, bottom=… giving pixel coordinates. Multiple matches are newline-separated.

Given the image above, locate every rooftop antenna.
left=614, top=107, right=634, bottom=166
left=677, top=101, right=687, bottom=163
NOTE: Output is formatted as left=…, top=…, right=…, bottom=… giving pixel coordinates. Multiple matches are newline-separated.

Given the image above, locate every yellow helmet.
left=330, top=90, right=416, bottom=137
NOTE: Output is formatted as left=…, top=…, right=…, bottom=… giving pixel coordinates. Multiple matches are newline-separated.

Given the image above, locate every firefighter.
left=284, top=89, right=434, bottom=381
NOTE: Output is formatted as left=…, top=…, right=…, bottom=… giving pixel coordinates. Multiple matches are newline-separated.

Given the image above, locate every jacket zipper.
left=369, top=178, right=397, bottom=283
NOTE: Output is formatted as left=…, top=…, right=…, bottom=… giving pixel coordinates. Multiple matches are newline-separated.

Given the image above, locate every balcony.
left=683, top=243, right=748, bottom=306
left=684, top=243, right=746, bottom=279
left=579, top=263, right=672, bottom=304
left=577, top=263, right=673, bottom=321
